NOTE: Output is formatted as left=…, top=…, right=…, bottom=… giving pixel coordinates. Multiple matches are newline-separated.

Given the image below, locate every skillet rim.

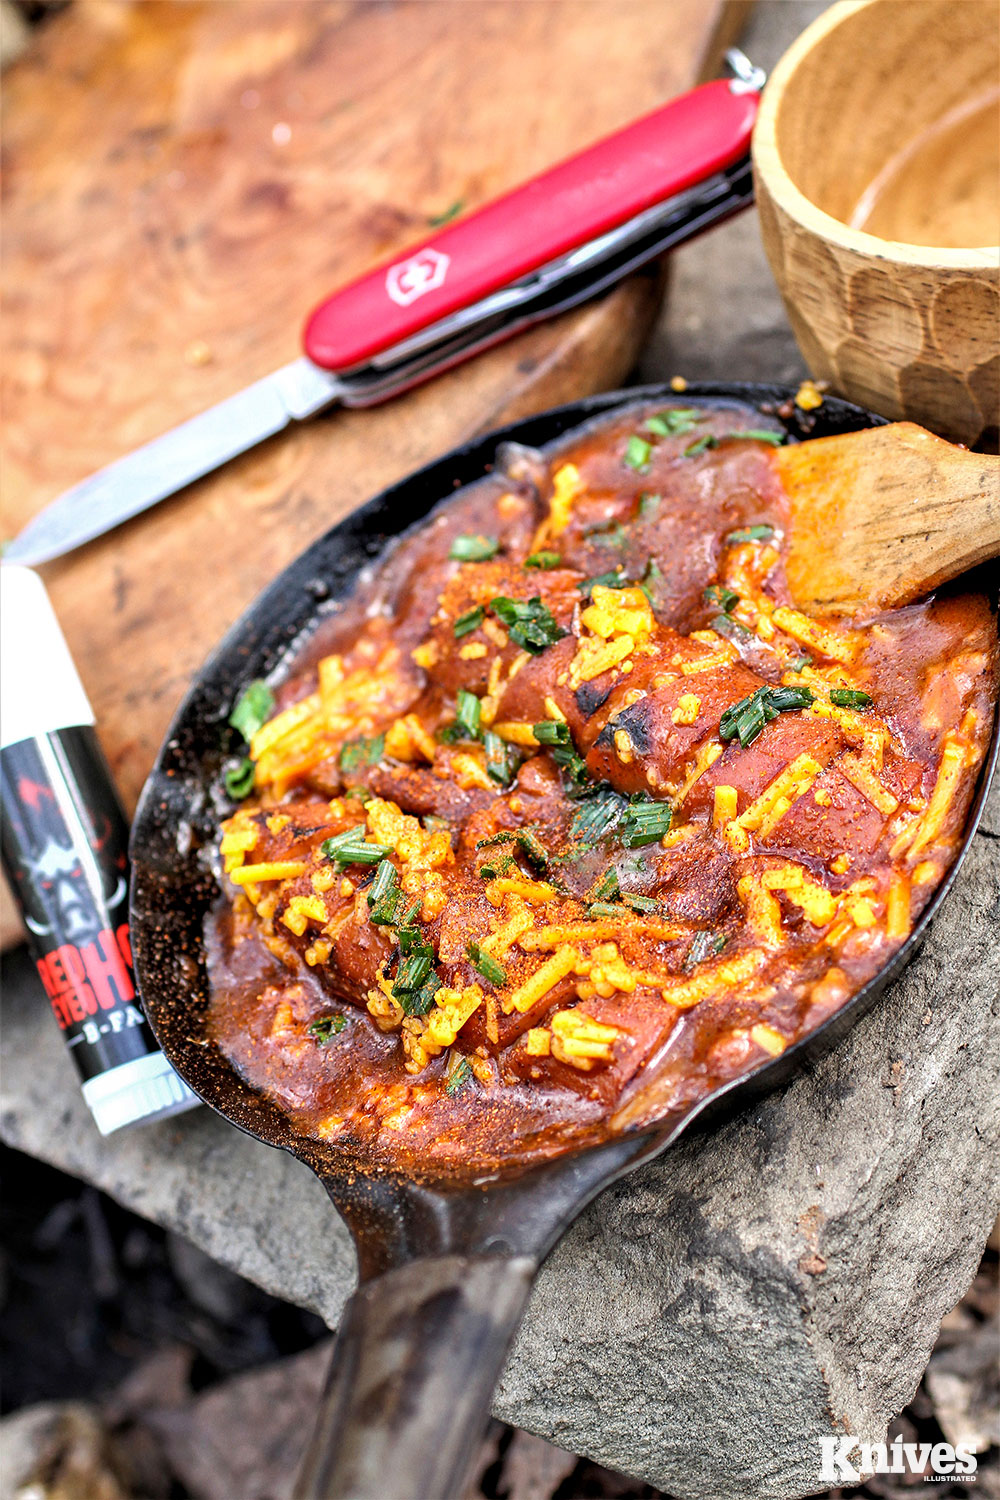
left=128, top=380, right=999, bottom=1187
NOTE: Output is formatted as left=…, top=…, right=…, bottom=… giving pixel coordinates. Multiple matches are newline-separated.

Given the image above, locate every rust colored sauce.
left=205, top=402, right=997, bottom=1180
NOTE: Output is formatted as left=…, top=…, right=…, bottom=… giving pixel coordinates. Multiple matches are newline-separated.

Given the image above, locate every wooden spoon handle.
left=778, top=424, right=1000, bottom=612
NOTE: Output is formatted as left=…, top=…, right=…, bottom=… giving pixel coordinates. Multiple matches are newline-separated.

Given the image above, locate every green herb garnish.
left=320, top=825, right=392, bottom=867
left=476, top=830, right=516, bottom=848
left=639, top=557, right=664, bottom=606
left=467, top=942, right=507, bottom=987
left=578, top=569, right=628, bottom=596
left=684, top=931, right=727, bottom=970
left=400, top=971, right=441, bottom=1017
left=685, top=430, right=784, bottom=460
left=587, top=901, right=623, bottom=919
left=454, top=605, right=485, bottom=638
left=704, top=584, right=739, bottom=613
left=711, top=613, right=756, bottom=645
left=516, top=829, right=549, bottom=871
left=489, top=596, right=565, bottom=653
left=623, top=435, right=653, bottom=472
left=591, top=867, right=620, bottom=902
left=367, top=859, right=401, bottom=925
left=829, top=688, right=872, bottom=709
left=621, top=892, right=659, bottom=914
left=644, top=409, right=701, bottom=438
left=456, top=688, right=482, bottom=740
left=725, top=524, right=775, bottom=544
left=620, top=795, right=672, bottom=847
left=450, top=534, right=498, bottom=562
left=224, top=756, right=256, bottom=800
left=533, top=718, right=571, bottom=747
left=483, top=730, right=518, bottom=786
left=340, top=734, right=385, bottom=773
left=229, top=679, right=274, bottom=742
left=309, top=1014, right=346, bottom=1043
left=570, top=787, right=626, bottom=842
left=530, top=717, right=588, bottom=787
left=445, top=1055, right=474, bottom=1095
left=525, top=551, right=562, bottom=569
left=719, top=684, right=814, bottom=748
left=392, top=952, right=433, bottom=998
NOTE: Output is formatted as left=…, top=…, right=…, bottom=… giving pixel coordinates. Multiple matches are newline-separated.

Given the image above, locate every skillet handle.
left=292, top=1253, right=536, bottom=1500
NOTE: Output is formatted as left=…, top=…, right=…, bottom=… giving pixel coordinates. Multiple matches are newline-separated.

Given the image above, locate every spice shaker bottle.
left=0, top=565, right=199, bottom=1133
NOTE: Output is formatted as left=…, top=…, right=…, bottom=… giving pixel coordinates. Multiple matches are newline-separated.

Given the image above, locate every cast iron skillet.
left=130, top=383, right=998, bottom=1500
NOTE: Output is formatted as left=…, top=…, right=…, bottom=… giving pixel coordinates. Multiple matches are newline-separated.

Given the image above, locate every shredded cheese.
left=230, top=860, right=307, bottom=886
left=508, top=945, right=579, bottom=1013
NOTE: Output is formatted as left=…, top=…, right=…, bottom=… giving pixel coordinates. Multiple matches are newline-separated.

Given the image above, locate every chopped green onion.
left=392, top=952, right=433, bottom=997
left=422, top=814, right=450, bottom=833
left=638, top=491, right=661, bottom=517
left=398, top=924, right=433, bottom=959
left=450, top=534, right=498, bottom=562
left=483, top=730, right=518, bottom=786
left=224, top=756, right=256, bottom=800
left=621, top=892, right=660, bottom=914
left=643, top=409, right=701, bottom=438
left=684, top=930, right=727, bottom=970
left=591, top=867, right=620, bottom=902
left=587, top=901, right=623, bottom=919
left=719, top=684, right=813, bottom=748
left=639, top=557, right=664, bottom=606
left=445, top=1054, right=474, bottom=1095
left=731, top=428, right=785, bottom=445
left=704, top=584, right=739, bottom=613
left=340, top=734, right=385, bottom=773
left=454, top=605, right=485, bottom=638
left=309, top=1014, right=346, bottom=1043
left=711, top=613, right=756, bottom=645
left=321, top=825, right=392, bottom=867
left=516, top=829, right=549, bottom=871
left=467, top=942, right=507, bottom=987
left=570, top=787, right=626, bottom=842
left=725, top=524, right=775, bottom=544
left=788, top=654, right=812, bottom=671
left=533, top=718, right=589, bottom=792
left=578, top=569, right=627, bottom=596
left=399, top=971, right=441, bottom=1017
left=229, top=680, right=274, bottom=742
left=476, top=830, right=516, bottom=849
left=345, top=785, right=373, bottom=804
left=683, top=435, right=714, bottom=458
left=624, top=435, right=653, bottom=471
left=478, top=852, right=515, bottom=881
left=621, top=795, right=672, bottom=847
left=532, top=718, right=571, bottom=747
left=829, top=688, right=872, bottom=709
left=489, top=596, right=565, bottom=653
left=525, top=551, right=561, bottom=569
left=456, top=688, right=481, bottom=740
left=367, top=859, right=401, bottom=924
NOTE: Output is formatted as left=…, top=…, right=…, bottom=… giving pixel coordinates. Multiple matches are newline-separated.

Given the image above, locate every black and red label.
left=1, top=726, right=160, bottom=1083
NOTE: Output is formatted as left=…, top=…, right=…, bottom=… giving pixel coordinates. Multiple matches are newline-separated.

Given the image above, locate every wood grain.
left=753, top=0, right=999, bottom=447
left=777, top=424, right=1000, bottom=612
left=0, top=0, right=746, bottom=944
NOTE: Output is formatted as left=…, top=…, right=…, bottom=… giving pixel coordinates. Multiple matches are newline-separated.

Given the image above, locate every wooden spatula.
left=775, top=423, right=999, bottom=613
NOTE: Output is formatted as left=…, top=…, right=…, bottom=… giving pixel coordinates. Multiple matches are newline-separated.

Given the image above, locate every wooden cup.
left=752, top=0, right=999, bottom=446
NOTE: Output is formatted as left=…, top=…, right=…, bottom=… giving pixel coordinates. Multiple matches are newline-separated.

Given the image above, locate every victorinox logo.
left=385, top=247, right=450, bottom=306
